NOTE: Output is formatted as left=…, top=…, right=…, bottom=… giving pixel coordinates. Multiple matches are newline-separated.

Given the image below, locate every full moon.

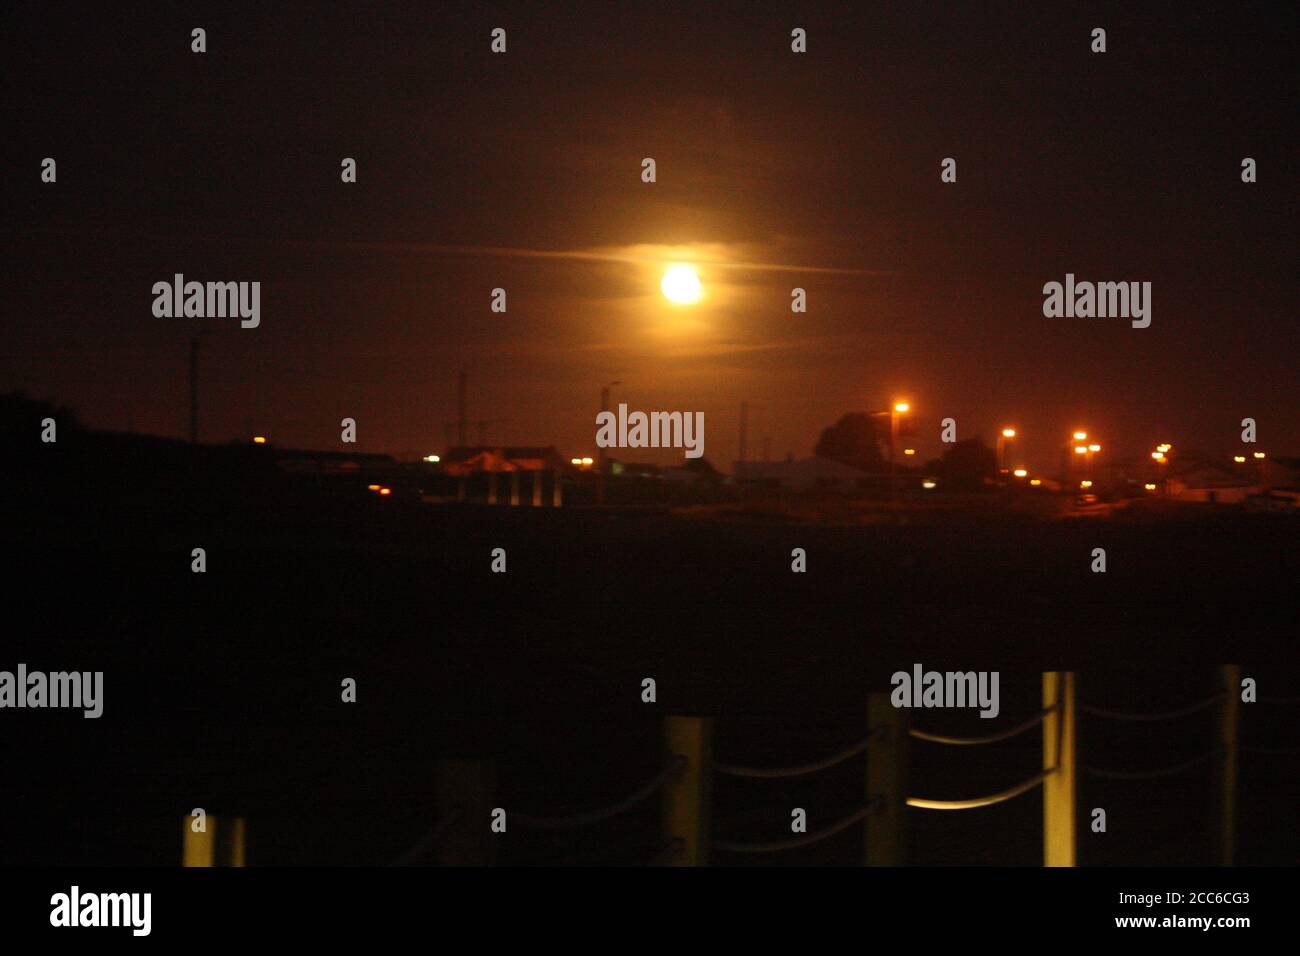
left=661, top=264, right=702, bottom=304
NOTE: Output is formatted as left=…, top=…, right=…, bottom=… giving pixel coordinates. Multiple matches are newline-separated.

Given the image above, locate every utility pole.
left=456, top=370, right=467, bottom=446
left=189, top=333, right=205, bottom=443
left=738, top=401, right=748, bottom=467
left=889, top=408, right=898, bottom=502
left=597, top=380, right=619, bottom=506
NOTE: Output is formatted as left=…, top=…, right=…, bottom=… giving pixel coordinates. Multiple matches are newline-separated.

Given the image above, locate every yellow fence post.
left=436, top=757, right=497, bottom=866
left=1042, top=671, right=1077, bottom=867
left=182, top=815, right=246, bottom=866
left=1217, top=664, right=1240, bottom=867
left=662, top=716, right=711, bottom=866
left=865, top=692, right=909, bottom=865
left=182, top=815, right=214, bottom=867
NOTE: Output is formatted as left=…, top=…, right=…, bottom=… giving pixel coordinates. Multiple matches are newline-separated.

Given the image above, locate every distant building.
left=1165, top=459, right=1257, bottom=503
left=611, top=461, right=662, bottom=478
left=1260, top=457, right=1300, bottom=492
left=440, top=446, right=567, bottom=475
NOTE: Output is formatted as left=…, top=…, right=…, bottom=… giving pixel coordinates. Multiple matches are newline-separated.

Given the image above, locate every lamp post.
left=1152, top=444, right=1171, bottom=497
left=189, top=330, right=211, bottom=443
left=890, top=402, right=909, bottom=501
left=997, top=427, right=1016, bottom=473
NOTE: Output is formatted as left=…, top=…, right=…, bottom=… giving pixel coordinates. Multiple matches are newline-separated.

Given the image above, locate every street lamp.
left=890, top=401, right=910, bottom=499
left=997, top=426, right=1016, bottom=472
left=869, top=401, right=911, bottom=499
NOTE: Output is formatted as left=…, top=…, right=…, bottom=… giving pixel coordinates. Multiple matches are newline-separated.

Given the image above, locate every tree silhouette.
left=814, top=413, right=885, bottom=471
left=924, top=436, right=997, bottom=491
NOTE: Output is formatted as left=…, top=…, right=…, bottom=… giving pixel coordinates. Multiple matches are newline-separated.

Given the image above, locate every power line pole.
left=189, top=334, right=201, bottom=443
left=597, top=380, right=619, bottom=506
left=456, top=369, right=467, bottom=446
left=738, top=401, right=748, bottom=466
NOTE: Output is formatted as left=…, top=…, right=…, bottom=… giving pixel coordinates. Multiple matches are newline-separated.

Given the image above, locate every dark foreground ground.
left=2, top=445, right=1296, bottom=866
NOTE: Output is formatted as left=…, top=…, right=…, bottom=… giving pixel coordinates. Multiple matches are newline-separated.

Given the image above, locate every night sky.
left=6, top=2, right=1296, bottom=471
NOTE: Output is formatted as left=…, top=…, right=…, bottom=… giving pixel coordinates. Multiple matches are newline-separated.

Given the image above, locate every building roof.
left=441, top=446, right=565, bottom=473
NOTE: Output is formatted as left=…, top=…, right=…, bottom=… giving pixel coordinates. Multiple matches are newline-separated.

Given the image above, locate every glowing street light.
left=1233, top=456, right=1246, bottom=463
left=1073, top=431, right=1087, bottom=441
left=253, top=436, right=267, bottom=444
left=1144, top=483, right=1157, bottom=491
left=882, top=400, right=912, bottom=500
left=1080, top=480, right=1093, bottom=489
left=1253, top=452, right=1266, bottom=460
left=1088, top=444, right=1100, bottom=453
left=997, top=426, right=1017, bottom=471
left=1013, top=468, right=1027, bottom=478
left=423, top=454, right=440, bottom=463
left=1074, top=446, right=1088, bottom=455
left=903, top=448, right=916, bottom=456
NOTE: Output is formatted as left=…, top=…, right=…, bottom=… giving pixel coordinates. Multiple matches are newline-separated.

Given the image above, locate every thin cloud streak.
left=304, top=239, right=899, bottom=277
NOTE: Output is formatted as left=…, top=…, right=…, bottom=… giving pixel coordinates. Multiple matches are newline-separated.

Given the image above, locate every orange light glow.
left=1074, top=446, right=1088, bottom=454
left=661, top=264, right=703, bottom=304
left=1088, top=444, right=1100, bottom=452
left=1013, top=468, right=1027, bottom=478
left=1144, top=483, right=1157, bottom=491
left=1253, top=452, right=1266, bottom=459
left=903, top=448, right=915, bottom=456
left=1233, top=456, right=1246, bottom=463
left=1073, top=431, right=1087, bottom=441
left=894, top=402, right=910, bottom=413
left=1029, top=479, right=1042, bottom=486
left=253, top=436, right=267, bottom=444
left=1001, top=428, right=1016, bottom=438
left=379, top=487, right=392, bottom=496
left=1080, top=480, right=1093, bottom=489
left=367, top=484, right=381, bottom=491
